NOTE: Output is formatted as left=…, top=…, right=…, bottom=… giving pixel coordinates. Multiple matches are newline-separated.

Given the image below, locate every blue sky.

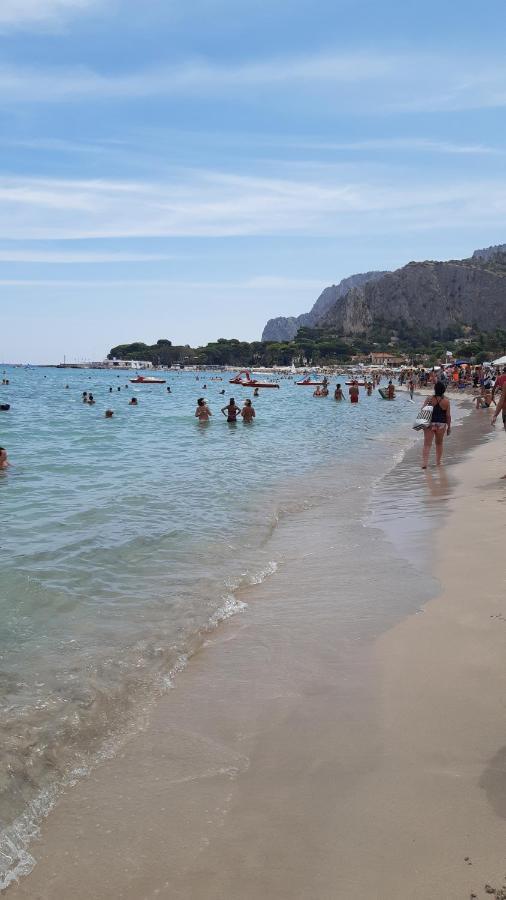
left=1, top=0, right=506, bottom=363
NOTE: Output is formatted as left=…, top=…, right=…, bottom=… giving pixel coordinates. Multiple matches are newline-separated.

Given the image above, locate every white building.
left=89, top=359, right=153, bottom=369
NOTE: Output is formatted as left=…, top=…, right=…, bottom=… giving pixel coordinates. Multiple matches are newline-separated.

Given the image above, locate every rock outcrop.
left=472, top=243, right=506, bottom=261
left=320, top=254, right=506, bottom=336
left=261, top=271, right=388, bottom=342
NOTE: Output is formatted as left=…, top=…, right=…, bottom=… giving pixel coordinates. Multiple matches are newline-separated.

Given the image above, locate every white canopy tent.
left=493, top=355, right=506, bottom=365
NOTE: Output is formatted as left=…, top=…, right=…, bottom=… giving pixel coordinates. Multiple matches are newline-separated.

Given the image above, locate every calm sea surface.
left=0, top=365, right=422, bottom=885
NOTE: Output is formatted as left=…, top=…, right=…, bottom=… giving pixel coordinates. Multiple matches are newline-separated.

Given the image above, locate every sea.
left=0, top=365, right=464, bottom=887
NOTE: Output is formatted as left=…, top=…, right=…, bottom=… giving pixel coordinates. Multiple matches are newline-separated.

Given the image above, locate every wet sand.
left=8, top=418, right=506, bottom=899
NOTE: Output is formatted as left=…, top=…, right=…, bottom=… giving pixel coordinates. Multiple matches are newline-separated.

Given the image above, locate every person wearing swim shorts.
left=349, top=381, right=359, bottom=403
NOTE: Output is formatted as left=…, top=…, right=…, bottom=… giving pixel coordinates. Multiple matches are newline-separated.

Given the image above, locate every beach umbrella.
left=493, top=355, right=506, bottom=365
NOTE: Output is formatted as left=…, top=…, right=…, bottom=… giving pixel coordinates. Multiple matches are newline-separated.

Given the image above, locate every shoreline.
left=6, top=415, right=504, bottom=899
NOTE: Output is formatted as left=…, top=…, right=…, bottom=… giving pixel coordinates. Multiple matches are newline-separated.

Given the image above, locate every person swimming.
left=87, top=393, right=95, bottom=405
left=129, top=397, right=138, bottom=405
left=0, top=447, right=9, bottom=469
left=82, top=391, right=88, bottom=402
left=195, top=397, right=212, bottom=422
left=221, top=398, right=240, bottom=423
left=253, top=387, right=259, bottom=397
left=241, top=398, right=256, bottom=422
left=334, top=384, right=343, bottom=401
left=105, top=409, right=114, bottom=418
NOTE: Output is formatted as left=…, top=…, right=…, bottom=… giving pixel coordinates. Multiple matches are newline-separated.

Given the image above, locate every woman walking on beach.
left=422, top=382, right=451, bottom=469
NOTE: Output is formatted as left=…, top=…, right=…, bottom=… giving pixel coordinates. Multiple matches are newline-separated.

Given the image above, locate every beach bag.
left=413, top=403, right=433, bottom=430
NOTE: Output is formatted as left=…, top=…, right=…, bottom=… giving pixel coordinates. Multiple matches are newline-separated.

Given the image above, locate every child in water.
left=195, top=397, right=212, bottom=422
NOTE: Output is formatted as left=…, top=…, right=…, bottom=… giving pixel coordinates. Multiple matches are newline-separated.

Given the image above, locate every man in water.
left=349, top=381, right=359, bottom=403
left=387, top=380, right=395, bottom=400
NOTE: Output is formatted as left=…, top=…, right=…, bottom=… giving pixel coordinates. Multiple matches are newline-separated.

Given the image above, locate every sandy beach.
left=7, top=420, right=506, bottom=900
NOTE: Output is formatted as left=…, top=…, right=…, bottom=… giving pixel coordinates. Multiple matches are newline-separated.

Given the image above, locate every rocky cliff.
left=472, top=243, right=506, bottom=261
left=261, top=271, right=388, bottom=341
left=320, top=253, right=506, bottom=336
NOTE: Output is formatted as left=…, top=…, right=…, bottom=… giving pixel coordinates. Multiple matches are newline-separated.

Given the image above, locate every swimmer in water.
left=129, top=397, right=138, bottom=405
left=195, top=397, right=212, bottom=422
left=87, top=393, right=95, bottom=405
left=349, top=381, right=359, bottom=403
left=253, top=387, right=259, bottom=397
left=82, top=391, right=88, bottom=402
left=334, top=384, right=343, bottom=401
left=221, top=398, right=240, bottom=423
left=105, top=409, right=114, bottom=418
left=240, top=398, right=256, bottom=422
left=0, top=447, right=9, bottom=469
left=167, top=386, right=171, bottom=393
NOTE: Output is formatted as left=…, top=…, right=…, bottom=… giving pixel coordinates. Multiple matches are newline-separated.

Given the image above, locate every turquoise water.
left=0, top=365, right=418, bottom=884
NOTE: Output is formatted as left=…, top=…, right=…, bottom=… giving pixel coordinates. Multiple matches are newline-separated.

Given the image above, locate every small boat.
left=229, top=370, right=279, bottom=388
left=378, top=388, right=396, bottom=400
left=130, top=375, right=166, bottom=384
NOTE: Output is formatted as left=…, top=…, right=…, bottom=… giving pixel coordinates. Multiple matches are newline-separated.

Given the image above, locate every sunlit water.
left=0, top=365, right=452, bottom=885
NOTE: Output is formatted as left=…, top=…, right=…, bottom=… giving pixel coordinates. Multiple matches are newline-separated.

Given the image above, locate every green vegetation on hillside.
left=109, top=324, right=506, bottom=368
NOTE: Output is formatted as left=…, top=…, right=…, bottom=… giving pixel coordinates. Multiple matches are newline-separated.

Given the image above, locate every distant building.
left=90, top=359, right=154, bottom=369
left=370, top=352, right=406, bottom=366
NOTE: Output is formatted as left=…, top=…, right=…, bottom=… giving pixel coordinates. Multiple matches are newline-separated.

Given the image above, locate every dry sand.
left=8, top=427, right=506, bottom=900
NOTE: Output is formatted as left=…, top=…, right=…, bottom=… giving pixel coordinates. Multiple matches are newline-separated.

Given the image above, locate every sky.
left=1, top=0, right=506, bottom=363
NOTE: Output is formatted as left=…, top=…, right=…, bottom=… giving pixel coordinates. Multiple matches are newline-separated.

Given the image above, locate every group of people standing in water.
left=195, top=397, right=255, bottom=423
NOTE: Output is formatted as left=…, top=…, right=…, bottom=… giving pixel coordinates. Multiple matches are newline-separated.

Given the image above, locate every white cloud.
left=0, top=0, right=99, bottom=28
left=0, top=51, right=506, bottom=112
left=289, top=137, right=497, bottom=155
left=0, top=249, right=176, bottom=262
left=0, top=170, right=506, bottom=242
left=0, top=53, right=392, bottom=103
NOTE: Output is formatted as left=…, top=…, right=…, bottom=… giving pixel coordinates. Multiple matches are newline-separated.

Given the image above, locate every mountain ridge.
left=261, top=271, right=388, bottom=342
